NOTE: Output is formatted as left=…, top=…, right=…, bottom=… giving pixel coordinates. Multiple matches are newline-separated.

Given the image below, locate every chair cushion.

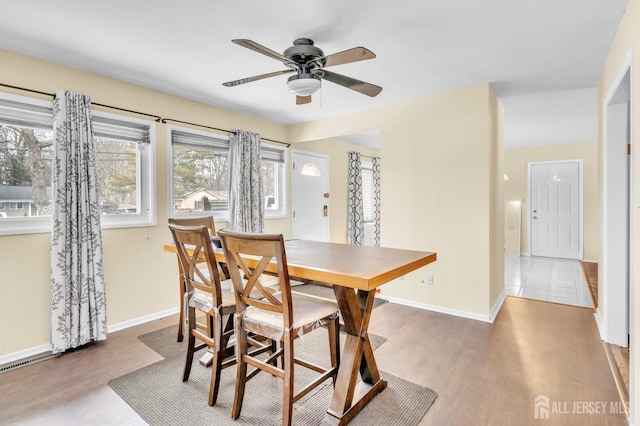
left=189, top=279, right=236, bottom=313
left=242, top=292, right=339, bottom=340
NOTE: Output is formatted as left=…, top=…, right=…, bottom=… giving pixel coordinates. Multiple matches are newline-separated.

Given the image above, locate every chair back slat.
left=218, top=229, right=294, bottom=327
left=169, top=223, right=223, bottom=307
left=169, top=216, right=227, bottom=279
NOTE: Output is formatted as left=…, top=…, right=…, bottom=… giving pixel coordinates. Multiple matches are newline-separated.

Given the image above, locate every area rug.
left=109, top=326, right=437, bottom=425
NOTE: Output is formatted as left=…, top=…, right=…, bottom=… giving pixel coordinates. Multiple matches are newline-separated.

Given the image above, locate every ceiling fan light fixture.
left=287, top=74, right=321, bottom=96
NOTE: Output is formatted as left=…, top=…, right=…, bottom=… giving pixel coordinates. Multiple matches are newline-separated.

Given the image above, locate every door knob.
left=533, top=216, right=538, bottom=219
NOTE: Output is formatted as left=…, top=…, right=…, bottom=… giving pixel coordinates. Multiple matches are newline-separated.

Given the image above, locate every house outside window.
left=169, top=126, right=286, bottom=221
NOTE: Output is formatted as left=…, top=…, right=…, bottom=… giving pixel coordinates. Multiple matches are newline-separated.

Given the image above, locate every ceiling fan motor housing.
left=284, top=38, right=325, bottom=68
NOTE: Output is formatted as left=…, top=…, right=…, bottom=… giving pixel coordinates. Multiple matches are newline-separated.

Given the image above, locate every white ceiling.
left=0, top=0, right=629, bottom=148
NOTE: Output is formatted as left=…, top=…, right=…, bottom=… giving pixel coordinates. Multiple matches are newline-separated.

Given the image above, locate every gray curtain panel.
left=50, top=90, right=107, bottom=354
left=372, top=156, right=381, bottom=247
left=228, top=129, right=264, bottom=233
left=347, top=151, right=364, bottom=245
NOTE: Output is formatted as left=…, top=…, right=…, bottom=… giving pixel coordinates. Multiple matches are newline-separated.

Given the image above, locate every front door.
left=529, top=161, right=581, bottom=259
left=291, top=151, right=329, bottom=241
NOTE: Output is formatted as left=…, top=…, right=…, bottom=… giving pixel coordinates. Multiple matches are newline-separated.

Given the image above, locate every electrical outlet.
left=427, top=274, right=434, bottom=285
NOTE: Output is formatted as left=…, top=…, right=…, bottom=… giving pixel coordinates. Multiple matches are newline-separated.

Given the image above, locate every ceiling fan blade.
left=232, top=39, right=297, bottom=67
left=296, top=95, right=312, bottom=105
left=318, top=70, right=382, bottom=97
left=320, top=47, right=376, bottom=68
left=222, top=69, right=295, bottom=87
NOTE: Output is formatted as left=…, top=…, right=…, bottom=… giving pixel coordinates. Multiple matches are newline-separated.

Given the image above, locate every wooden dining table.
left=164, top=239, right=436, bottom=425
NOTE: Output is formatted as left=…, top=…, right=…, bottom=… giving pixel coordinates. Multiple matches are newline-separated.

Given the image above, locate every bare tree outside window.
left=94, top=138, right=138, bottom=214
left=0, top=124, right=53, bottom=217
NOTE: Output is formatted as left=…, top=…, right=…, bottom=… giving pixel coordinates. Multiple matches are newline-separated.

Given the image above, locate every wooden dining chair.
left=218, top=229, right=341, bottom=426
left=168, top=223, right=239, bottom=406
left=168, top=216, right=224, bottom=342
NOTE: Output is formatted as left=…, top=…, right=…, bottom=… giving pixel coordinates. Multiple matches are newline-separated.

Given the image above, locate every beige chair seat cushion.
left=242, top=292, right=339, bottom=340
left=190, top=279, right=236, bottom=313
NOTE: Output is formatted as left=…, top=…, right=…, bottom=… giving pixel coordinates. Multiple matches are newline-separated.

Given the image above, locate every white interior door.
left=529, top=161, right=581, bottom=259
left=291, top=151, right=329, bottom=241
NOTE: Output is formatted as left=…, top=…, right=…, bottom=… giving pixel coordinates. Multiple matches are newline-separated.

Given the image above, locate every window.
left=0, top=202, right=4, bottom=209
left=0, top=91, right=155, bottom=234
left=260, top=145, right=286, bottom=215
left=0, top=92, right=54, bottom=233
left=92, top=112, right=156, bottom=229
left=361, top=160, right=375, bottom=224
left=169, top=126, right=286, bottom=220
left=361, top=159, right=379, bottom=247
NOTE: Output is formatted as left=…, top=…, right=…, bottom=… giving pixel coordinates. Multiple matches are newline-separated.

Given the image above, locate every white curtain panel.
left=372, top=156, right=381, bottom=247
left=347, top=151, right=364, bottom=245
left=50, top=90, right=107, bottom=354
left=228, top=129, right=264, bottom=233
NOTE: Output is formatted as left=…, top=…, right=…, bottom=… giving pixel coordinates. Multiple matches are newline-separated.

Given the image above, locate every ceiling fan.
left=222, top=38, right=382, bottom=105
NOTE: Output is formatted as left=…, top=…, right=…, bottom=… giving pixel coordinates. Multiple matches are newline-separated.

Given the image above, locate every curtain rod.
left=358, top=154, right=379, bottom=160
left=1, top=82, right=291, bottom=147
left=0, top=82, right=162, bottom=122
left=162, top=118, right=290, bottom=147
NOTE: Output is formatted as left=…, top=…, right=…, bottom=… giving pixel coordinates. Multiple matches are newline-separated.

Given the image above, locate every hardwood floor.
left=579, top=261, right=598, bottom=308
left=577, top=260, right=630, bottom=411
left=0, top=297, right=627, bottom=425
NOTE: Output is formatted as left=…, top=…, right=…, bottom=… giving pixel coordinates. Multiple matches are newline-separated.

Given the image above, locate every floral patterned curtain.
left=228, top=130, right=264, bottom=232
left=50, top=90, right=107, bottom=354
left=372, top=156, right=381, bottom=247
left=347, top=151, right=364, bottom=245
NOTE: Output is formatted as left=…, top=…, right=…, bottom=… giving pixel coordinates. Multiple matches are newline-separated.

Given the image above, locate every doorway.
left=291, top=150, right=330, bottom=242
left=601, top=50, right=633, bottom=421
left=601, top=58, right=632, bottom=349
left=528, top=160, right=583, bottom=259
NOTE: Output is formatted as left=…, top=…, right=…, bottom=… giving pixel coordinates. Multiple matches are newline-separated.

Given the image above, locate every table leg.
left=177, top=261, right=185, bottom=342
left=322, top=287, right=387, bottom=425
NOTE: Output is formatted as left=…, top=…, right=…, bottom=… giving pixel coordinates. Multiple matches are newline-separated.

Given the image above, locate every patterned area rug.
left=109, top=325, right=437, bottom=425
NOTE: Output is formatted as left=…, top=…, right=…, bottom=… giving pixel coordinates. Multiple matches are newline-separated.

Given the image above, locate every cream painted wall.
left=290, top=84, right=504, bottom=317
left=504, top=202, right=522, bottom=255
left=504, top=141, right=598, bottom=260
left=489, top=90, right=505, bottom=309
left=0, top=48, right=291, bottom=357
left=598, top=1, right=640, bottom=420
left=292, top=138, right=379, bottom=243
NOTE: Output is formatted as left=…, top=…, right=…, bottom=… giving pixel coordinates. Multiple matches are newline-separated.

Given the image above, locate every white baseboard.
left=594, top=308, right=606, bottom=341
left=0, top=307, right=180, bottom=367
left=521, top=252, right=530, bottom=257
left=377, top=294, right=496, bottom=323
left=107, top=307, right=179, bottom=333
left=0, top=343, right=51, bottom=367
left=489, top=290, right=507, bottom=323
